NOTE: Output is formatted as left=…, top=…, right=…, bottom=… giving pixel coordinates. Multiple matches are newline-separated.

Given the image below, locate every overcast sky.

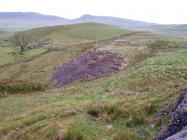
left=0, top=0, right=186, bottom=24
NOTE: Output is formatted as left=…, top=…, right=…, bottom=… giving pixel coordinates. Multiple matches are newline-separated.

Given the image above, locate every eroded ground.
left=52, top=51, right=127, bottom=87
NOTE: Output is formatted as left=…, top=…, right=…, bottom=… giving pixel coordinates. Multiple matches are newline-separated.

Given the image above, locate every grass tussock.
left=63, top=130, right=86, bottom=140
left=86, top=103, right=124, bottom=122
left=86, top=102, right=151, bottom=126
left=151, top=114, right=171, bottom=129
left=0, top=113, right=47, bottom=135
left=125, top=114, right=144, bottom=127
left=148, top=40, right=179, bottom=49
left=0, top=79, right=48, bottom=95
left=126, top=77, right=178, bottom=93
left=132, top=50, right=151, bottom=65
left=112, top=131, right=145, bottom=140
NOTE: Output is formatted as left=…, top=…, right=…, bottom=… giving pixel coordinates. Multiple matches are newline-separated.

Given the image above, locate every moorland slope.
left=0, top=23, right=187, bottom=140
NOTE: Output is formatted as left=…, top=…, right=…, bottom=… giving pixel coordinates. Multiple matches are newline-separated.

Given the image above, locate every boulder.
left=63, top=109, right=77, bottom=117
left=166, top=127, right=187, bottom=140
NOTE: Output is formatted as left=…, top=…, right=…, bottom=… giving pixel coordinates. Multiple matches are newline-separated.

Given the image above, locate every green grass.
left=19, top=23, right=132, bottom=47
left=0, top=46, right=48, bottom=66
left=112, top=131, right=145, bottom=140
left=0, top=79, right=47, bottom=97
left=0, top=23, right=187, bottom=140
left=23, top=48, right=48, bottom=57
left=0, top=23, right=132, bottom=66
left=0, top=46, right=15, bottom=65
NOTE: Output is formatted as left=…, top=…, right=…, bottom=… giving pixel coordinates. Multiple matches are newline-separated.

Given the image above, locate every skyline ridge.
left=0, top=11, right=185, bottom=25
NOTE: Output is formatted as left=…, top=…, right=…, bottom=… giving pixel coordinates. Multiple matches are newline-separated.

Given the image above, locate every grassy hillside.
left=21, top=23, right=132, bottom=46
left=0, top=23, right=187, bottom=140
left=146, top=24, right=187, bottom=37
left=162, top=24, right=187, bottom=36
left=0, top=31, right=12, bottom=38
left=0, top=23, right=132, bottom=66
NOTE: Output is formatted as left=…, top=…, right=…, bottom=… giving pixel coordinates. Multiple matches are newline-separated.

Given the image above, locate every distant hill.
left=0, top=12, right=157, bottom=31
left=0, top=12, right=69, bottom=31
left=148, top=24, right=187, bottom=37
left=0, top=12, right=186, bottom=37
left=73, top=14, right=157, bottom=28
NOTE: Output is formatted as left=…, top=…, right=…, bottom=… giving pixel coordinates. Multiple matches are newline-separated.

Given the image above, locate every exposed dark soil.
left=52, top=51, right=127, bottom=87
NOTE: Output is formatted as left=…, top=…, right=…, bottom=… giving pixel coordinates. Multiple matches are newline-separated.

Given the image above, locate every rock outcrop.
left=166, top=127, right=187, bottom=140
left=156, top=89, right=187, bottom=140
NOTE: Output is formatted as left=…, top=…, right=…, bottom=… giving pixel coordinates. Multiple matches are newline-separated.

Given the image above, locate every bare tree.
left=12, top=32, right=30, bottom=52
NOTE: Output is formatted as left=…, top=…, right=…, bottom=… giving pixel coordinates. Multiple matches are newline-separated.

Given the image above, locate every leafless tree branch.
left=11, top=32, right=30, bottom=52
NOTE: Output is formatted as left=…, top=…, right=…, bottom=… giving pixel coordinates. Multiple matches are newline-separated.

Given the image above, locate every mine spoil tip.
left=52, top=51, right=127, bottom=87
